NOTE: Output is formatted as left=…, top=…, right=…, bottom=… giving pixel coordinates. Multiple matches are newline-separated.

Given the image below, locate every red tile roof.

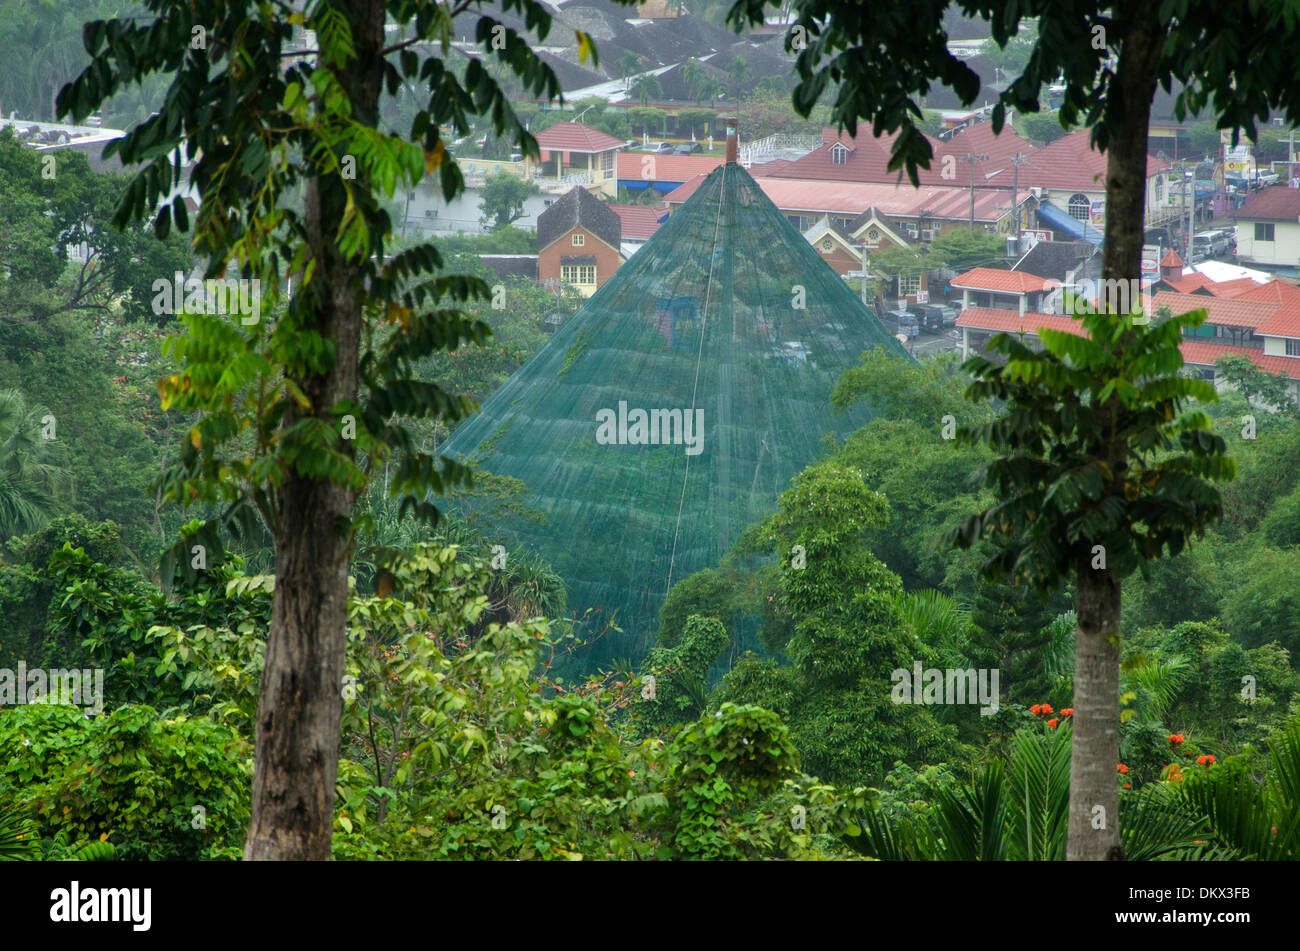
left=1146, top=290, right=1279, bottom=329
left=663, top=176, right=1031, bottom=223
left=1255, top=303, right=1300, bottom=337
left=535, top=122, right=625, bottom=153
left=770, top=127, right=942, bottom=184
left=1206, top=277, right=1262, bottom=297
left=1021, top=129, right=1169, bottom=191
left=1230, top=279, right=1300, bottom=306
left=769, top=122, right=1035, bottom=188
left=1161, top=272, right=1216, bottom=294
left=616, top=153, right=724, bottom=183
left=608, top=204, right=664, bottom=240
left=1233, top=185, right=1300, bottom=221
left=955, top=307, right=1088, bottom=337
left=951, top=267, right=1055, bottom=294
left=1160, top=248, right=1184, bottom=268
left=1179, top=340, right=1300, bottom=379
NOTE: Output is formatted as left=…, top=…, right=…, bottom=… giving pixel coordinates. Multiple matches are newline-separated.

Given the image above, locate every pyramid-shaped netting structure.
left=441, top=163, right=910, bottom=662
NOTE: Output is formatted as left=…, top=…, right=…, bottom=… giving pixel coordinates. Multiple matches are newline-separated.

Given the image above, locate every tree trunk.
left=1066, top=0, right=1164, bottom=862
left=1068, top=558, right=1124, bottom=860
left=243, top=0, right=386, bottom=861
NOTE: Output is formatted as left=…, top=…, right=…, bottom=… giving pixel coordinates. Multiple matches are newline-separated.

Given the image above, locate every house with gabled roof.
left=951, top=266, right=1056, bottom=315
left=537, top=186, right=624, bottom=296
left=534, top=122, right=626, bottom=198
left=846, top=209, right=910, bottom=253
left=804, top=215, right=869, bottom=276
left=1233, top=186, right=1300, bottom=269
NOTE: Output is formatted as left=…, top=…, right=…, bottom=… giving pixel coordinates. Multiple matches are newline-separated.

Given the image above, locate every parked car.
left=1193, top=230, right=1232, bottom=261
left=907, top=303, right=947, bottom=332
left=644, top=142, right=673, bottom=154
left=883, top=308, right=920, bottom=338
left=672, top=142, right=703, bottom=155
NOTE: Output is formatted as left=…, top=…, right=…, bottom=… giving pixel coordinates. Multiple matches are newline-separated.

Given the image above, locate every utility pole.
left=966, top=152, right=990, bottom=231
left=859, top=243, right=868, bottom=305
left=1010, top=153, right=1025, bottom=242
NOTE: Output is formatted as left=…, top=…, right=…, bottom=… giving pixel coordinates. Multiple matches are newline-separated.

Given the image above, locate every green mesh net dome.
left=441, top=162, right=911, bottom=664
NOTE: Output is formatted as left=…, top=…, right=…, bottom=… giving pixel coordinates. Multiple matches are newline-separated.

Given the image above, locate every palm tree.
left=726, top=54, right=753, bottom=86
left=1160, top=719, right=1300, bottom=859
left=681, top=59, right=705, bottom=103
left=0, top=389, right=73, bottom=539
left=630, top=74, right=663, bottom=106
left=854, top=724, right=1222, bottom=860
left=697, top=75, right=725, bottom=107
left=617, top=51, right=641, bottom=91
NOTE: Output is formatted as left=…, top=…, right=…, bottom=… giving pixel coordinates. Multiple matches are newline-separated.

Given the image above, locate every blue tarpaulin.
left=1037, top=201, right=1104, bottom=246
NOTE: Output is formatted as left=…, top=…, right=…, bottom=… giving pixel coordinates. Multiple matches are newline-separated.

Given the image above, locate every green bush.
left=0, top=704, right=250, bottom=860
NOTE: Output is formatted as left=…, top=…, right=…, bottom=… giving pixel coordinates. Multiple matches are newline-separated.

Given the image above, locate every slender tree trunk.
left=1068, top=557, right=1124, bottom=860
left=1066, top=1, right=1164, bottom=862
left=243, top=0, right=386, bottom=860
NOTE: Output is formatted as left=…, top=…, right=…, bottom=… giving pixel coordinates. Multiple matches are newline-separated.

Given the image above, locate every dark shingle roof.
left=479, top=255, right=539, bottom=281
left=1012, top=240, right=1098, bottom=281
left=537, top=186, right=622, bottom=251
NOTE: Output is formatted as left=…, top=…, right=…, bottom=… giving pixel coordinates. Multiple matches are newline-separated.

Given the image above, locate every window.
left=866, top=226, right=880, bottom=241
left=1154, top=177, right=1163, bottom=202
left=1068, top=193, right=1091, bottom=222
left=1256, top=222, right=1276, bottom=241
left=572, top=233, right=585, bottom=246
left=899, top=274, right=921, bottom=297
left=1287, top=338, right=1300, bottom=357
left=561, top=265, right=596, bottom=284
left=830, top=143, right=849, bottom=166
left=602, top=151, right=614, bottom=176
left=822, top=238, right=834, bottom=252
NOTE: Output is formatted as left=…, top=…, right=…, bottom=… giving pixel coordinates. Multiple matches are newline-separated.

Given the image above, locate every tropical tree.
left=681, top=59, right=705, bottom=103
left=726, top=0, right=1300, bottom=861
left=0, top=389, right=73, bottom=539
left=949, top=305, right=1236, bottom=860
left=726, top=54, right=752, bottom=86
left=929, top=228, right=1006, bottom=274
left=855, top=722, right=1224, bottom=861
left=59, top=0, right=590, bottom=859
left=697, top=75, right=725, bottom=108
left=479, top=169, right=539, bottom=231
left=1214, top=354, right=1296, bottom=414
left=616, top=50, right=641, bottom=90
left=629, top=74, right=663, bottom=106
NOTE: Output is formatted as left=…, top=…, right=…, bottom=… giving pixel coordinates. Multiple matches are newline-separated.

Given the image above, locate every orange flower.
left=1041, top=704, right=1054, bottom=715
left=1029, top=704, right=1042, bottom=715
left=1060, top=708, right=1074, bottom=717
left=1205, top=754, right=1215, bottom=764
left=1167, top=733, right=1185, bottom=745
left=1047, top=718, right=1059, bottom=729
left=1123, top=783, right=1131, bottom=789
left=1117, top=763, right=1128, bottom=774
